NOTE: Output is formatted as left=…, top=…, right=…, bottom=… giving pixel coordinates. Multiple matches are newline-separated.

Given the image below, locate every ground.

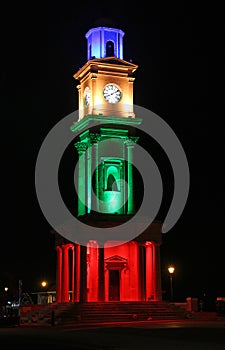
left=1, top=319, right=225, bottom=350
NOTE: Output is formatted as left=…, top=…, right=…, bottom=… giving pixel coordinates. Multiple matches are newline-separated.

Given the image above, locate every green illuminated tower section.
left=71, top=117, right=141, bottom=217
left=71, top=25, right=142, bottom=219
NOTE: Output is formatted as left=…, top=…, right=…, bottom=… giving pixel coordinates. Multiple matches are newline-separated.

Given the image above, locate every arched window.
left=107, top=174, right=118, bottom=191
left=106, top=41, right=114, bottom=57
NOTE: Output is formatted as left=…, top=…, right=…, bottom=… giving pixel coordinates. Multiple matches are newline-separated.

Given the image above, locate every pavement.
left=1, top=317, right=225, bottom=349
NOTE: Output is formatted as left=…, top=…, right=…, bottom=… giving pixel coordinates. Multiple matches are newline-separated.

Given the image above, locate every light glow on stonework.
left=94, top=95, right=102, bottom=106
left=101, top=191, right=122, bottom=213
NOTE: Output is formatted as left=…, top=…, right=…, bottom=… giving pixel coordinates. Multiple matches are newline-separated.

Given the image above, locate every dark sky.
left=1, top=2, right=224, bottom=302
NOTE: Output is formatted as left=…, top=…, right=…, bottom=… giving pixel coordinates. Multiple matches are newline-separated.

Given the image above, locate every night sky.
left=1, top=2, right=224, bottom=304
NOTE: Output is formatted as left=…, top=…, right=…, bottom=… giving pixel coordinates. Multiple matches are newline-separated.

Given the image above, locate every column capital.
left=62, top=243, right=74, bottom=251
left=89, top=133, right=102, bottom=145
left=124, top=136, right=139, bottom=146
left=74, top=141, right=88, bottom=153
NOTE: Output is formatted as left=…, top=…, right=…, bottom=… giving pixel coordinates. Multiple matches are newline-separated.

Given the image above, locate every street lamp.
left=40, top=281, right=48, bottom=305
left=168, top=266, right=175, bottom=301
left=41, top=281, right=47, bottom=288
left=4, top=287, right=9, bottom=311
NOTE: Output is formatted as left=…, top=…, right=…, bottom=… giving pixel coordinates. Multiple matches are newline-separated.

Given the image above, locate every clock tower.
left=71, top=26, right=142, bottom=218
left=54, top=24, right=163, bottom=304
left=75, top=26, right=137, bottom=120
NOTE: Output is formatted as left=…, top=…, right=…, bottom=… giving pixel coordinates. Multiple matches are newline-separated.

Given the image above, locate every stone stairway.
left=20, top=301, right=185, bottom=326
left=54, top=301, right=184, bottom=325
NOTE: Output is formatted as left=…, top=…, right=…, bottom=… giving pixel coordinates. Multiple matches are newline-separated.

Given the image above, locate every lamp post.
left=4, top=287, right=9, bottom=302
left=41, top=281, right=48, bottom=305
left=168, top=266, right=175, bottom=301
left=4, top=287, right=9, bottom=313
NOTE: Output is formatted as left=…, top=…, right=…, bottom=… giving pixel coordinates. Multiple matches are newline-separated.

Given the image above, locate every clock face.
left=103, top=84, right=122, bottom=104
left=84, top=86, right=91, bottom=107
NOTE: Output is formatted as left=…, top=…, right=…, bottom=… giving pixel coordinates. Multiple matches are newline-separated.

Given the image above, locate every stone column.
left=89, top=133, right=102, bottom=213
left=152, top=243, right=162, bottom=301
left=62, top=244, right=70, bottom=303
left=91, top=74, right=97, bottom=114
left=71, top=245, right=75, bottom=302
left=145, top=242, right=153, bottom=301
left=56, top=246, right=62, bottom=303
left=75, top=244, right=80, bottom=302
left=74, top=142, right=88, bottom=216
left=124, top=137, right=139, bottom=215
left=77, top=84, right=82, bottom=120
left=86, top=146, right=92, bottom=214
left=127, top=77, right=135, bottom=118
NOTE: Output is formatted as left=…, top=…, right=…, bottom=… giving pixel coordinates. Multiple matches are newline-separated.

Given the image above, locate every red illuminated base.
left=54, top=220, right=163, bottom=303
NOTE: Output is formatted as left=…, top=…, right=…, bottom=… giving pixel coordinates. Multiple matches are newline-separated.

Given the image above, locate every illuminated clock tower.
left=76, top=26, right=136, bottom=120
left=55, top=24, right=163, bottom=303
left=72, top=26, right=141, bottom=217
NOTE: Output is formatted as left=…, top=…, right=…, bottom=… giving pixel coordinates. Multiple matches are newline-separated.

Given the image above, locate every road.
left=0, top=319, right=225, bottom=349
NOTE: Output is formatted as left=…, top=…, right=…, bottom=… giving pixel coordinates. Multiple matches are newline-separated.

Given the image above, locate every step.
left=20, top=301, right=183, bottom=325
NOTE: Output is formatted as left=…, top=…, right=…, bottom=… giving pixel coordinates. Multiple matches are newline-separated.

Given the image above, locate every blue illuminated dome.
left=85, top=26, right=125, bottom=61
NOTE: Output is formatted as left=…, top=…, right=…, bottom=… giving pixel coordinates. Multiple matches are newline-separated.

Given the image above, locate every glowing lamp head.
left=41, top=281, right=47, bottom=288
left=168, top=266, right=175, bottom=274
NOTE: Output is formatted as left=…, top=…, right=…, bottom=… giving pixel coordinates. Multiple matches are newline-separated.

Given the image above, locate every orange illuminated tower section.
left=54, top=24, right=163, bottom=303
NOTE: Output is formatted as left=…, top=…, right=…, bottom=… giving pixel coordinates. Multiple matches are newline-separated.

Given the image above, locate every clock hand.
left=109, top=90, right=117, bottom=96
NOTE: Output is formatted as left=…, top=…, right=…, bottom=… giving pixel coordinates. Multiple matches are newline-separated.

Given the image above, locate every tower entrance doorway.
left=109, top=270, right=120, bottom=301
